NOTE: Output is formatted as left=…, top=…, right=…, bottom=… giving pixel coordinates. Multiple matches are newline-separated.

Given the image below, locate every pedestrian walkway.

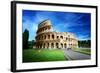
left=63, top=49, right=91, bottom=60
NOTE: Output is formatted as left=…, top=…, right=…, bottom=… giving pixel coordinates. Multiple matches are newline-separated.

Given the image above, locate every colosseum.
left=35, top=20, right=78, bottom=49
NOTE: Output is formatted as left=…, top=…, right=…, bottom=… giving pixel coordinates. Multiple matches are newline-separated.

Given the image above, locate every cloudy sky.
left=22, top=10, right=91, bottom=41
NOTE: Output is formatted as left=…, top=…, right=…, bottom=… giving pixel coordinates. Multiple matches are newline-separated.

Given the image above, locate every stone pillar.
left=50, top=34, right=52, bottom=40
left=42, top=44, right=43, bottom=49
left=45, top=43, right=46, bottom=48
left=45, top=43, right=47, bottom=49
left=58, top=43, right=60, bottom=49
left=58, top=43, right=59, bottom=48
left=50, top=43, right=51, bottom=49
left=43, top=43, right=45, bottom=48
left=54, top=43, right=56, bottom=49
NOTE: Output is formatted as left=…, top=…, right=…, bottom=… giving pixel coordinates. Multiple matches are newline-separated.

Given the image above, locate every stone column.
left=43, top=43, right=45, bottom=48
left=49, top=43, right=51, bottom=50
left=45, top=43, right=47, bottom=49
left=54, top=43, right=56, bottom=49
left=50, top=34, right=52, bottom=40
left=42, top=44, right=43, bottom=49
left=58, top=43, right=60, bottom=49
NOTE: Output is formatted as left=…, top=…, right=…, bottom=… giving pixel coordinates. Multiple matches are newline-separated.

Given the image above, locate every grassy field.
left=23, top=49, right=67, bottom=62
left=74, top=48, right=91, bottom=55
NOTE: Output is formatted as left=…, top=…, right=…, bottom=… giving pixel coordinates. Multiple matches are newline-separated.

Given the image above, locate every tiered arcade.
left=35, top=20, right=78, bottom=49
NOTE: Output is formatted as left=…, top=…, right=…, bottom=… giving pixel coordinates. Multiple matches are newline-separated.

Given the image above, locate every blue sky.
left=22, top=10, right=91, bottom=41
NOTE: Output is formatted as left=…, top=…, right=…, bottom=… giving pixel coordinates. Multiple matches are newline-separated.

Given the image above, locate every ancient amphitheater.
left=35, top=20, right=78, bottom=49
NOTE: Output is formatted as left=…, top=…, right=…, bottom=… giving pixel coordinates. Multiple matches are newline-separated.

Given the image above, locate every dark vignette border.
left=11, top=1, right=98, bottom=72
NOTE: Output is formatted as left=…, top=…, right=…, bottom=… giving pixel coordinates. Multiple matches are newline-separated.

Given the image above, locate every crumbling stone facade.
left=35, top=20, right=78, bottom=49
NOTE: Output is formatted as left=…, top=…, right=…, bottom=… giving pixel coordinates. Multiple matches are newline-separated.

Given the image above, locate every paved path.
left=63, top=49, right=91, bottom=60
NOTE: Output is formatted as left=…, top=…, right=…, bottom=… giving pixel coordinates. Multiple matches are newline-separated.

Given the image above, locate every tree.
left=78, top=40, right=91, bottom=48
left=28, top=40, right=36, bottom=49
left=23, top=29, right=29, bottom=49
left=32, top=40, right=36, bottom=46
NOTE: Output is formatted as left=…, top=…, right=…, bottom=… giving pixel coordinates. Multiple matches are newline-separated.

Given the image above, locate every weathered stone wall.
left=35, top=20, right=78, bottom=49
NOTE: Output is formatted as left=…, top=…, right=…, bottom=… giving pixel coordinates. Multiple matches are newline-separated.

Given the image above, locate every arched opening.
left=64, top=43, right=67, bottom=48
left=42, top=36, right=43, bottom=40
left=51, top=43, right=54, bottom=48
left=40, top=44, right=42, bottom=48
left=52, top=34, right=54, bottom=39
left=39, top=37, right=40, bottom=40
left=60, top=36, right=63, bottom=39
left=45, top=27, right=47, bottom=30
left=40, top=36, right=41, bottom=40
left=43, top=43, right=45, bottom=48
left=57, top=36, right=59, bottom=39
left=61, top=43, right=63, bottom=48
left=43, top=28, right=45, bottom=31
left=47, top=43, right=49, bottom=48
left=56, top=43, right=59, bottom=48
left=44, top=35, right=46, bottom=39
left=48, top=35, right=50, bottom=39
left=66, top=38, right=68, bottom=40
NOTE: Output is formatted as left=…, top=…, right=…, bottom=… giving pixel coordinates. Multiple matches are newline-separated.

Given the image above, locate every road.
left=63, top=49, right=91, bottom=60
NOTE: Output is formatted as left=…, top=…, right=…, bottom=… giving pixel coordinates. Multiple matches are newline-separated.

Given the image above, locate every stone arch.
left=57, top=36, right=59, bottom=39
left=43, top=43, right=45, bottom=48
left=39, top=36, right=41, bottom=40
left=48, top=34, right=50, bottom=39
left=39, top=44, right=42, bottom=48
left=51, top=43, right=54, bottom=48
left=64, top=43, right=67, bottom=48
left=61, top=43, right=63, bottom=48
left=56, top=43, right=59, bottom=48
left=52, top=34, right=54, bottom=39
left=47, top=43, right=49, bottom=48
left=60, top=36, right=63, bottom=39
left=45, top=27, right=47, bottom=30
left=38, top=44, right=40, bottom=48
left=43, top=28, right=44, bottom=31
left=42, top=35, right=43, bottom=40
left=66, top=37, right=68, bottom=40
left=44, top=35, right=46, bottom=39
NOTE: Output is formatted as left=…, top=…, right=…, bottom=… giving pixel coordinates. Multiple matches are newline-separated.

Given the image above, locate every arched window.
left=64, top=43, right=67, bottom=48
left=47, top=43, right=49, bottom=48
left=61, top=43, right=63, bottom=48
left=66, top=38, right=68, bottom=40
left=43, top=28, right=45, bottom=31
left=44, top=35, right=46, bottom=39
left=40, top=44, right=42, bottom=48
left=39, top=37, right=40, bottom=40
left=57, top=36, right=59, bottom=39
left=45, top=28, right=47, bottom=30
left=43, top=43, right=45, bottom=48
left=60, top=36, right=63, bottom=39
left=51, top=43, right=54, bottom=48
left=52, top=34, right=54, bottom=39
left=48, top=35, right=50, bottom=39
left=42, top=36, right=43, bottom=39
left=40, top=36, right=42, bottom=40
left=56, top=43, right=59, bottom=48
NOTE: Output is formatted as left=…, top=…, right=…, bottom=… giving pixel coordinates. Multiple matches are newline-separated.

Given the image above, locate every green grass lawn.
left=23, top=49, right=67, bottom=62
left=74, top=48, right=91, bottom=55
